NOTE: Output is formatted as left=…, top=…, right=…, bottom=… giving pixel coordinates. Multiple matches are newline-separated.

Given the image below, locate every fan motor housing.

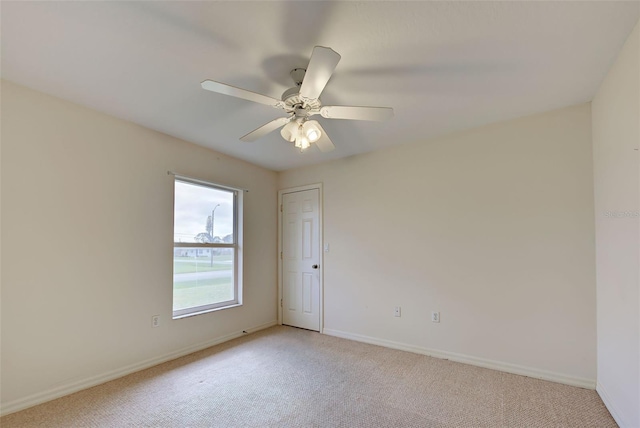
left=281, top=87, right=322, bottom=112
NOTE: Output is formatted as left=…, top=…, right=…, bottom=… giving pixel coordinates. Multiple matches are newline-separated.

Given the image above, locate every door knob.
left=312, top=264, right=319, bottom=269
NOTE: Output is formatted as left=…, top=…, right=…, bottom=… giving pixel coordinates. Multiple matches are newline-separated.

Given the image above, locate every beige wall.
left=592, top=20, right=640, bottom=428
left=279, top=103, right=596, bottom=385
left=0, top=81, right=278, bottom=412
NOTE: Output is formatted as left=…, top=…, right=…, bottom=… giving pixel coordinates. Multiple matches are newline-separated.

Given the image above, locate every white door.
left=281, top=188, right=321, bottom=331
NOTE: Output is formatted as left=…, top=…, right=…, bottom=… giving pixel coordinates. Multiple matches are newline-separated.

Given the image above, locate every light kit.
left=280, top=119, right=322, bottom=151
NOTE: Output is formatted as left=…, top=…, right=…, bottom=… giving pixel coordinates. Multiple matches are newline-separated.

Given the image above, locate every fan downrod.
left=281, top=68, right=322, bottom=112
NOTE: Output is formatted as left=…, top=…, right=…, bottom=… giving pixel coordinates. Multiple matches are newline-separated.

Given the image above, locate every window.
left=173, top=177, right=242, bottom=318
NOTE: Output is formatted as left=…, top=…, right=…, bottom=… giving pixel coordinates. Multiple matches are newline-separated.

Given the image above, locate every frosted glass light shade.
left=280, top=121, right=298, bottom=142
left=303, top=120, right=321, bottom=142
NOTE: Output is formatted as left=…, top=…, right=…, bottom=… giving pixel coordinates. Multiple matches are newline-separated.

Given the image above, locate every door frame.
left=277, top=183, right=324, bottom=332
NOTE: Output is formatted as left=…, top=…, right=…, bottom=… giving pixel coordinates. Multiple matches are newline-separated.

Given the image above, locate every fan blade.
left=320, top=105, right=394, bottom=121
left=299, top=46, right=341, bottom=100
left=201, top=80, right=282, bottom=108
left=240, top=117, right=291, bottom=142
left=313, top=122, right=335, bottom=153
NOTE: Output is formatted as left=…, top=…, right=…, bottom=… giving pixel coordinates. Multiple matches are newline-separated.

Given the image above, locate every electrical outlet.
left=431, top=311, right=440, bottom=323
left=152, top=315, right=160, bottom=328
left=394, top=306, right=401, bottom=317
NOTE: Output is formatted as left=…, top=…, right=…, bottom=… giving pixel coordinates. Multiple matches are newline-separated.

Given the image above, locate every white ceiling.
left=2, top=1, right=638, bottom=171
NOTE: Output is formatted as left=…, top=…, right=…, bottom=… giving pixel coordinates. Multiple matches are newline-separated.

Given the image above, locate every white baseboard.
left=0, top=320, right=277, bottom=416
left=323, top=328, right=596, bottom=390
left=597, top=381, right=627, bottom=427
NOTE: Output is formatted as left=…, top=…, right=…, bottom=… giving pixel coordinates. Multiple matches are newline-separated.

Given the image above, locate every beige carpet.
left=1, top=326, right=616, bottom=428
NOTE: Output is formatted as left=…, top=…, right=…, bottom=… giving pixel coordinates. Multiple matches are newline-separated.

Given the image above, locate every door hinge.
left=280, top=298, right=283, bottom=307
left=280, top=204, right=283, bottom=212
left=280, top=251, right=283, bottom=260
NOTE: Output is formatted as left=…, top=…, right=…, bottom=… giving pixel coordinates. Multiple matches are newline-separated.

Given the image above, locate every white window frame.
left=172, top=175, right=243, bottom=319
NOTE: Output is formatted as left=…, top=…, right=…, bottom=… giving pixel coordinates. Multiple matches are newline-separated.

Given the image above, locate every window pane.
left=173, top=247, right=234, bottom=311
left=174, top=181, right=234, bottom=244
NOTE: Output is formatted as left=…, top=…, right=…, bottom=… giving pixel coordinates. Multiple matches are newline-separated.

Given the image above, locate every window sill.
left=172, top=303, right=242, bottom=320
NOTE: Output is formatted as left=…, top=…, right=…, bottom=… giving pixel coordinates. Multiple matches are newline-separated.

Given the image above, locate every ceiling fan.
left=201, top=46, right=394, bottom=152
